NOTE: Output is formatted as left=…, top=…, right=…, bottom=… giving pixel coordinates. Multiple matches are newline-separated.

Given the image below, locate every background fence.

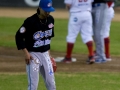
left=0, top=0, right=119, bottom=8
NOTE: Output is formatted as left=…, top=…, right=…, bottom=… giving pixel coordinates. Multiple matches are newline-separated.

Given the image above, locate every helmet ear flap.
left=37, top=8, right=40, bottom=15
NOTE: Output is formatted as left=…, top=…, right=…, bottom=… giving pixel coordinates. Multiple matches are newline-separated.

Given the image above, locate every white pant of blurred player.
left=102, top=6, right=114, bottom=61
left=62, top=11, right=95, bottom=63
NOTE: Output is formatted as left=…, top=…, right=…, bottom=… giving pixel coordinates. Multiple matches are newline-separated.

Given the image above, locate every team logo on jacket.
left=33, top=29, right=52, bottom=47
left=33, top=30, right=52, bottom=40
left=73, top=17, right=78, bottom=22
left=48, top=23, right=54, bottom=28
left=33, top=31, right=44, bottom=40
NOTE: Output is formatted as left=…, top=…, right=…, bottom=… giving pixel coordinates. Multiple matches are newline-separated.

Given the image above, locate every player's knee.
left=103, top=34, right=109, bottom=39
left=66, top=37, right=76, bottom=43
left=82, top=37, right=93, bottom=44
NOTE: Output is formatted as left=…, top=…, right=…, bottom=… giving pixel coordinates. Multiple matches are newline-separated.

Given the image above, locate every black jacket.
left=15, top=14, right=54, bottom=52
left=93, top=0, right=115, bottom=3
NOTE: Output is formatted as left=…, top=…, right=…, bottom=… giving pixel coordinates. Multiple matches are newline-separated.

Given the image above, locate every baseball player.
left=15, top=0, right=56, bottom=90
left=92, top=0, right=115, bottom=63
left=102, top=2, right=115, bottom=61
left=62, top=0, right=95, bottom=64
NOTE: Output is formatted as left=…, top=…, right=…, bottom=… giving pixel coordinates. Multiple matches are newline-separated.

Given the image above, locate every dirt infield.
left=0, top=8, right=120, bottom=73
left=0, top=47, right=120, bottom=73
left=0, top=7, right=120, bottom=21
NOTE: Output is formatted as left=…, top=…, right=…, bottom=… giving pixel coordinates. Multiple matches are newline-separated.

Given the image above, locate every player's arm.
left=15, top=19, right=33, bottom=64
left=22, top=48, right=33, bottom=64
left=64, top=0, right=72, bottom=10
left=65, top=4, right=71, bottom=10
left=15, top=18, right=30, bottom=51
left=15, top=26, right=32, bottom=64
left=15, top=26, right=26, bottom=50
left=103, top=0, right=115, bottom=1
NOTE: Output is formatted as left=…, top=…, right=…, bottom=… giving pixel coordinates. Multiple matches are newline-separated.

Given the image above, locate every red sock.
left=66, top=43, right=74, bottom=58
left=86, top=41, right=94, bottom=57
left=104, top=37, right=110, bottom=58
left=107, top=2, right=113, bottom=7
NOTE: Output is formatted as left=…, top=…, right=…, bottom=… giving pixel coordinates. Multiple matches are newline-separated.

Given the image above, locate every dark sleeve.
left=15, top=19, right=28, bottom=50
left=47, top=15, right=55, bottom=38
left=52, top=16, right=55, bottom=37
left=103, top=0, right=115, bottom=2
left=93, top=0, right=115, bottom=3
left=93, top=0, right=106, bottom=3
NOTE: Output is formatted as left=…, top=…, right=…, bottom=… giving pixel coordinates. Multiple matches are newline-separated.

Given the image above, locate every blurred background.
left=0, top=0, right=65, bottom=8
left=0, top=0, right=120, bottom=19
left=0, top=0, right=120, bottom=8
left=0, top=1, right=120, bottom=90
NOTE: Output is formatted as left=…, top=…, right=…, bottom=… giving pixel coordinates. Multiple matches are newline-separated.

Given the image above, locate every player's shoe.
left=95, top=59, right=107, bottom=63
left=106, top=57, right=112, bottom=61
left=86, top=56, right=95, bottom=64
left=93, top=50, right=98, bottom=59
left=95, top=59, right=101, bottom=63
left=62, top=57, right=72, bottom=63
left=101, top=59, right=107, bottom=63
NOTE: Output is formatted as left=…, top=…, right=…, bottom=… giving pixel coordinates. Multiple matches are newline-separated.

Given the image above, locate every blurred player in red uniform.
left=62, top=0, right=95, bottom=64
left=103, top=2, right=115, bottom=61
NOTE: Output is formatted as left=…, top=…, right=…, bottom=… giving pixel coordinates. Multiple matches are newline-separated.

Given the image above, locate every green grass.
left=0, top=17, right=120, bottom=90
left=0, top=17, right=120, bottom=55
left=0, top=73, right=120, bottom=90
left=0, top=17, right=24, bottom=47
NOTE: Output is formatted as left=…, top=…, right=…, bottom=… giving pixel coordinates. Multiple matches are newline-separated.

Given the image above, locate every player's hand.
left=22, top=48, right=33, bottom=65
left=25, top=52, right=33, bottom=65
left=50, top=57, right=57, bottom=72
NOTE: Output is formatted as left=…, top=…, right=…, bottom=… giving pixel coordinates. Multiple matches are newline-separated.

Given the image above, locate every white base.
left=54, top=57, right=77, bottom=62
left=106, top=58, right=112, bottom=61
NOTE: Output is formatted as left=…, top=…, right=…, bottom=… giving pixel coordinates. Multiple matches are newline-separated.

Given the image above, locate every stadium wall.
left=0, top=0, right=119, bottom=8
left=0, top=0, right=65, bottom=8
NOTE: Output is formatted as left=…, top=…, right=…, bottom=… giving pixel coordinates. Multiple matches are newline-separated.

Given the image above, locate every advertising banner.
left=0, top=0, right=65, bottom=8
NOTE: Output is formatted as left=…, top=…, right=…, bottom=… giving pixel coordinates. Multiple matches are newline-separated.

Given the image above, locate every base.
left=54, top=57, right=77, bottom=62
